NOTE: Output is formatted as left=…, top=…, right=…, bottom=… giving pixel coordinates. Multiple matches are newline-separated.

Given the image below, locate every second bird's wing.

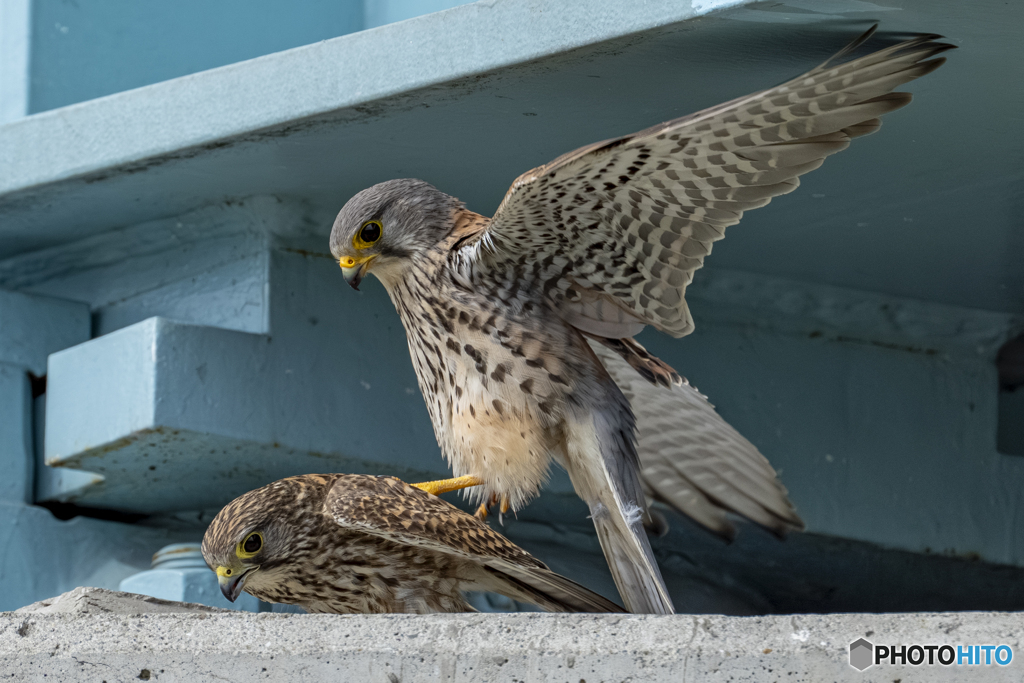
left=590, top=341, right=803, bottom=539
left=468, top=28, right=953, bottom=339
left=326, top=474, right=623, bottom=612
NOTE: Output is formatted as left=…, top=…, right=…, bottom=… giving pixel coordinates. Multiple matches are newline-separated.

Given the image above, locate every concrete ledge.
left=1, top=589, right=1020, bottom=682
left=15, top=587, right=230, bottom=616
left=39, top=311, right=451, bottom=513
left=0, top=0, right=750, bottom=210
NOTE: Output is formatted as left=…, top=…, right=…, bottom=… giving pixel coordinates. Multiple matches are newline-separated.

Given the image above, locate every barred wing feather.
left=475, top=28, right=953, bottom=338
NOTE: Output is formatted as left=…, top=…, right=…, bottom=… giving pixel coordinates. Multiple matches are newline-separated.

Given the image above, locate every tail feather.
left=589, top=494, right=675, bottom=614
left=563, top=377, right=675, bottom=614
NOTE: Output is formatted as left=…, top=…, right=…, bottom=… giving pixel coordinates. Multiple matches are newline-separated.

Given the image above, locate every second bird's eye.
left=358, top=220, right=382, bottom=245
left=242, top=533, right=262, bottom=554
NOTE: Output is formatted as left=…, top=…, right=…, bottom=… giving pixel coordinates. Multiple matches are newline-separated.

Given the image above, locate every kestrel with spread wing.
left=329, top=27, right=953, bottom=614
left=202, top=474, right=623, bottom=613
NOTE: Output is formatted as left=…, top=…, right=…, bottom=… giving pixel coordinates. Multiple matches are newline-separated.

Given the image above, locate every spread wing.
left=471, top=28, right=953, bottom=338
left=326, top=475, right=623, bottom=612
left=591, top=341, right=802, bottom=539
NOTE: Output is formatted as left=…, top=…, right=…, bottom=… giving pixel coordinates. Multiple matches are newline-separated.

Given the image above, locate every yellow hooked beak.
left=216, top=564, right=258, bottom=602
left=339, top=254, right=376, bottom=290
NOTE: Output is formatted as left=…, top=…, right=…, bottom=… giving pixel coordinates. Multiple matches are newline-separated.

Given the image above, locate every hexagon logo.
left=849, top=638, right=874, bottom=671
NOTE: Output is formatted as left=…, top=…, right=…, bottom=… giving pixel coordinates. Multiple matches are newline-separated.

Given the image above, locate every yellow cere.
left=338, top=253, right=376, bottom=269
left=216, top=566, right=232, bottom=577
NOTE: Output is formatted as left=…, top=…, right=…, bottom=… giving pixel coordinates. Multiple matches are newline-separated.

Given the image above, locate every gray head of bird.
left=329, top=178, right=461, bottom=290
left=201, top=483, right=311, bottom=603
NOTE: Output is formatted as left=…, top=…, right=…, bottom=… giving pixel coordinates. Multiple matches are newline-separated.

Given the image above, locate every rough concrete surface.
left=0, top=589, right=1020, bottom=682
left=14, top=587, right=231, bottom=616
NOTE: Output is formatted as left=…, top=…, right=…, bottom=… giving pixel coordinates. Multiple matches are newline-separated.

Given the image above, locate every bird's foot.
left=411, top=475, right=484, bottom=497
left=475, top=494, right=511, bottom=523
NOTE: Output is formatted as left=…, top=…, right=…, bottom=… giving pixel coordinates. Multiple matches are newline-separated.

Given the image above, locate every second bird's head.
left=201, top=478, right=322, bottom=603
left=330, top=179, right=461, bottom=290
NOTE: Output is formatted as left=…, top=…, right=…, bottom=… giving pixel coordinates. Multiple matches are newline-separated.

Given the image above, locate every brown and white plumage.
left=474, top=28, right=952, bottom=340
left=201, top=474, right=623, bottom=614
left=329, top=27, right=952, bottom=614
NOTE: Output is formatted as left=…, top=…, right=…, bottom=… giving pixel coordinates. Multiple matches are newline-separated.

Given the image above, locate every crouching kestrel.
left=202, top=474, right=623, bottom=614
left=329, top=27, right=952, bottom=614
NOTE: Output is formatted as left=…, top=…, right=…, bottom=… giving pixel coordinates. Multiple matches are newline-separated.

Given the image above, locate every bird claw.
left=474, top=493, right=512, bottom=523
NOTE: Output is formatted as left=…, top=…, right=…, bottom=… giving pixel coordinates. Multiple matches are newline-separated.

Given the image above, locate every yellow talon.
left=475, top=503, right=489, bottom=520
left=411, top=475, right=485, bottom=497
left=500, top=495, right=510, bottom=515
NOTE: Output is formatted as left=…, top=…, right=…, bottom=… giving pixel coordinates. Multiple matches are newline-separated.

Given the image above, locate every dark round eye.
left=242, top=533, right=262, bottom=554
left=359, top=220, right=382, bottom=245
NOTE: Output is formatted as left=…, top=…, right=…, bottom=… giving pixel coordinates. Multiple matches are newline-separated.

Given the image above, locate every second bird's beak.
left=339, top=255, right=375, bottom=291
left=217, top=566, right=258, bottom=602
